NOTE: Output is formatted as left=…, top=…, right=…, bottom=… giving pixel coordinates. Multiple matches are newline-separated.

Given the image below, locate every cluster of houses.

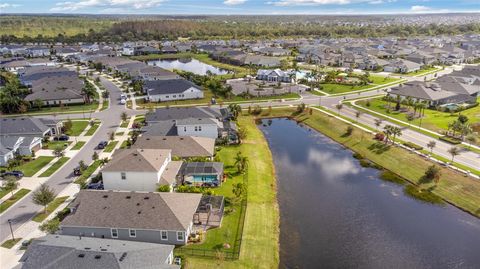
left=0, top=117, right=62, bottom=166
left=389, top=65, right=480, bottom=107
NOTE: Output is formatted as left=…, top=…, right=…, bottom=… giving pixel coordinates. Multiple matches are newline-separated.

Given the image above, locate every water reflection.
left=147, top=58, right=229, bottom=75
left=260, top=118, right=480, bottom=269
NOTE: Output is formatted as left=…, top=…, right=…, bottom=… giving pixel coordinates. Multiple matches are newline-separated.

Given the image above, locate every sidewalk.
left=0, top=183, right=80, bottom=269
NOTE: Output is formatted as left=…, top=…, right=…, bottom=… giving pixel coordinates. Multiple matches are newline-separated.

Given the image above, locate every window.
left=161, top=231, right=168, bottom=240
left=177, top=231, right=184, bottom=241
left=173, top=95, right=176, bottom=98
left=198, top=126, right=202, bottom=131
left=111, top=229, right=118, bottom=238
left=129, top=229, right=136, bottom=237
left=194, top=126, right=198, bottom=131
left=121, top=172, right=126, bottom=180
left=184, top=127, right=187, bottom=132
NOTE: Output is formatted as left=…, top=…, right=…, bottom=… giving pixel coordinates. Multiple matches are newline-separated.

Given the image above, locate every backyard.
left=184, top=115, right=279, bottom=269
left=64, top=120, right=90, bottom=136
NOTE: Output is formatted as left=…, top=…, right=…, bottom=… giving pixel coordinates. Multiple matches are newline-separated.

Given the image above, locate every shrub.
left=379, top=170, right=405, bottom=185
left=439, top=136, right=462, bottom=145
left=374, top=132, right=385, bottom=141
left=39, top=218, right=60, bottom=234
left=345, top=126, right=354, bottom=136
left=157, top=185, right=171, bottom=192
left=423, top=165, right=441, bottom=183
left=402, top=142, right=423, bottom=150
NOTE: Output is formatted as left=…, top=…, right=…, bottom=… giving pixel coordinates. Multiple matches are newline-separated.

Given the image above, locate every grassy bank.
left=39, top=157, right=70, bottom=177
left=185, top=116, right=279, bottom=268
left=10, top=156, right=55, bottom=177
left=262, top=107, right=480, bottom=217
left=32, top=196, right=69, bottom=222
left=0, top=189, right=31, bottom=213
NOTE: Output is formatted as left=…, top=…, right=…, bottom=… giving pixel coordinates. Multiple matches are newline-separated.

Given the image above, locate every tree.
left=355, top=111, right=361, bottom=123
left=406, top=113, right=415, bottom=126
left=391, top=126, right=402, bottom=144
left=345, top=126, right=354, bottom=136
left=335, top=103, right=343, bottom=115
left=465, top=134, right=477, bottom=149
left=296, top=103, right=306, bottom=113
left=121, top=111, right=128, bottom=123
left=383, top=125, right=394, bottom=144
left=81, top=80, right=96, bottom=104
left=63, top=119, right=73, bottom=134
left=427, top=141, right=436, bottom=154
left=33, top=98, right=43, bottom=110
left=228, top=103, right=242, bottom=120
left=1, top=176, right=18, bottom=198
left=32, top=183, right=55, bottom=214
left=374, top=118, right=383, bottom=130
left=92, top=151, right=99, bottom=161
left=424, top=165, right=441, bottom=184
left=232, top=182, right=246, bottom=199
left=234, top=152, right=248, bottom=173
left=99, top=157, right=109, bottom=167
left=448, top=146, right=460, bottom=163
left=109, top=131, right=115, bottom=141
left=53, top=145, right=65, bottom=157
left=78, top=160, right=88, bottom=172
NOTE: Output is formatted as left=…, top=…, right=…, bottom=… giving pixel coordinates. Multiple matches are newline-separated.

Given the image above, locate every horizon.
left=1, top=0, right=479, bottom=15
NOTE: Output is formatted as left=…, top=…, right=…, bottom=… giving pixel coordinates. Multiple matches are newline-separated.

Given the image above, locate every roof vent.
left=119, top=252, right=127, bottom=262
left=78, top=254, right=85, bottom=258
left=137, top=211, right=142, bottom=214
left=136, top=203, right=140, bottom=206
left=180, top=138, right=184, bottom=140
left=103, top=195, right=108, bottom=198
left=126, top=196, right=131, bottom=199
left=144, top=196, right=150, bottom=200
left=94, top=255, right=102, bottom=259
left=162, top=138, right=166, bottom=140
left=101, top=249, right=107, bottom=251
left=84, top=247, right=91, bottom=250
left=146, top=138, right=150, bottom=140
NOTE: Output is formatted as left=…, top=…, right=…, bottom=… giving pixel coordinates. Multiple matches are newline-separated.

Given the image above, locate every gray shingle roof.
left=145, top=107, right=225, bottom=123
left=62, top=190, right=202, bottom=231
left=133, top=136, right=215, bottom=158
left=102, top=149, right=171, bottom=172
left=144, top=79, right=201, bottom=95
left=0, top=117, right=50, bottom=136
left=20, top=235, right=177, bottom=269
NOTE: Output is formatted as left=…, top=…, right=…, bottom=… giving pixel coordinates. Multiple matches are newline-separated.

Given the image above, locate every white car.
left=120, top=99, right=126, bottom=105
left=120, top=94, right=127, bottom=100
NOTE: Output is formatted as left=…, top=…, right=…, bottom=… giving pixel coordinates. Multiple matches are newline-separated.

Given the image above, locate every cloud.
left=0, top=3, right=21, bottom=9
left=224, top=0, right=247, bottom=5
left=268, top=0, right=379, bottom=6
left=50, top=0, right=165, bottom=12
left=410, top=5, right=430, bottom=12
left=368, top=0, right=395, bottom=4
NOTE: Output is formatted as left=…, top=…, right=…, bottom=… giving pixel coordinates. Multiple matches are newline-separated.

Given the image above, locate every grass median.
left=85, top=121, right=101, bottom=136
left=103, top=141, right=119, bottom=153
left=71, top=141, right=86, bottom=150
left=32, top=196, right=69, bottom=222
left=39, top=157, right=70, bottom=177
left=0, top=189, right=31, bottom=214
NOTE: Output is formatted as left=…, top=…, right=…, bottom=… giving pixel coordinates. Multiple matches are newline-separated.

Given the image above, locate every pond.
left=147, top=58, right=229, bottom=75
left=260, top=118, right=480, bottom=269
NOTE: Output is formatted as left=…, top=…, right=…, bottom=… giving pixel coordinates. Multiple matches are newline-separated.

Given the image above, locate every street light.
left=7, top=219, right=15, bottom=241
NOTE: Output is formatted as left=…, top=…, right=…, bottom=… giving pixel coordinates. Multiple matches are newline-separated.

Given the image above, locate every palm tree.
left=81, top=80, right=96, bottom=104
left=383, top=125, right=393, bottom=144
left=427, top=141, right=436, bottom=155
left=391, top=126, right=402, bottom=144
left=228, top=103, right=242, bottom=120
left=121, top=112, right=128, bottom=123
left=234, top=152, right=248, bottom=173
left=355, top=111, right=361, bottom=123
left=335, top=103, right=343, bottom=115
left=448, top=146, right=460, bottom=163
left=465, top=134, right=477, bottom=149
left=374, top=118, right=383, bottom=130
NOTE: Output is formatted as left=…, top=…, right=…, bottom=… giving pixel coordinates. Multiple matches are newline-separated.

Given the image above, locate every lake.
left=147, top=58, right=229, bottom=75
left=260, top=118, right=480, bottom=269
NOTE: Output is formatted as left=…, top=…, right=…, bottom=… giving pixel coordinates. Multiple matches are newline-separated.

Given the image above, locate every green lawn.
left=71, top=141, right=86, bottom=150
left=15, top=102, right=99, bottom=116
left=1, top=238, right=22, bottom=249
left=65, top=120, right=89, bottom=136
left=11, top=156, right=55, bottom=177
left=100, top=99, right=109, bottom=111
left=185, top=116, right=279, bottom=269
left=356, top=97, right=480, bottom=145
left=134, top=115, right=145, bottom=123
left=43, top=140, right=72, bottom=150
left=85, top=122, right=101, bottom=136
left=116, top=132, right=125, bottom=136
left=398, top=66, right=441, bottom=77
left=0, top=188, right=12, bottom=200
left=32, top=196, right=69, bottom=222
left=264, top=108, right=480, bottom=218
left=103, top=141, right=119, bottom=153
left=39, top=157, right=70, bottom=177
left=119, top=140, right=130, bottom=149
left=120, top=120, right=129, bottom=128
left=137, top=92, right=299, bottom=108
left=74, top=160, right=101, bottom=185
left=0, top=189, right=31, bottom=213
left=319, top=75, right=401, bottom=94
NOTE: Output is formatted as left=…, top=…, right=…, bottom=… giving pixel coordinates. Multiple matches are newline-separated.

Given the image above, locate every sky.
left=0, top=0, right=479, bottom=15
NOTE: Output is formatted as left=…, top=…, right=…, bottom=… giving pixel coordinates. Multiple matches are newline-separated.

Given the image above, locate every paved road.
left=0, top=75, right=138, bottom=242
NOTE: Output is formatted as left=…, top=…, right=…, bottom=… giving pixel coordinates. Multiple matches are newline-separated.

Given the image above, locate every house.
left=179, top=162, right=224, bottom=187
left=136, top=66, right=180, bottom=81
left=0, top=136, right=24, bottom=166
left=25, top=75, right=85, bottom=106
left=388, top=81, right=478, bottom=107
left=19, top=235, right=178, bottom=269
left=0, top=117, right=62, bottom=137
left=133, top=136, right=215, bottom=159
left=101, top=148, right=182, bottom=192
left=26, top=47, right=51, bottom=58
left=18, top=66, right=76, bottom=87
left=257, top=47, right=290, bottom=56
left=256, top=69, right=294, bottom=83
left=55, top=47, right=79, bottom=58
left=383, top=59, right=422, bottom=73
left=60, top=190, right=203, bottom=246
left=161, top=46, right=178, bottom=54
left=143, top=107, right=237, bottom=142
left=144, top=79, right=203, bottom=102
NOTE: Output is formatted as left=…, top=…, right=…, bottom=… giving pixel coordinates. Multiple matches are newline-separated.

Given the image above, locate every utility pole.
left=7, top=219, right=15, bottom=241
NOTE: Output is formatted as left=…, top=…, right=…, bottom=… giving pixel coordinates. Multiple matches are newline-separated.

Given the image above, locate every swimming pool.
left=189, top=175, right=219, bottom=185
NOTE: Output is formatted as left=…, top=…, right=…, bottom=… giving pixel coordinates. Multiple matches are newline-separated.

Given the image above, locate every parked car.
left=97, top=141, right=108, bottom=149
left=120, top=93, right=127, bottom=100
left=86, top=182, right=104, bottom=190
left=53, top=134, right=69, bottom=141
left=73, top=167, right=82, bottom=176
left=1, top=171, right=24, bottom=179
